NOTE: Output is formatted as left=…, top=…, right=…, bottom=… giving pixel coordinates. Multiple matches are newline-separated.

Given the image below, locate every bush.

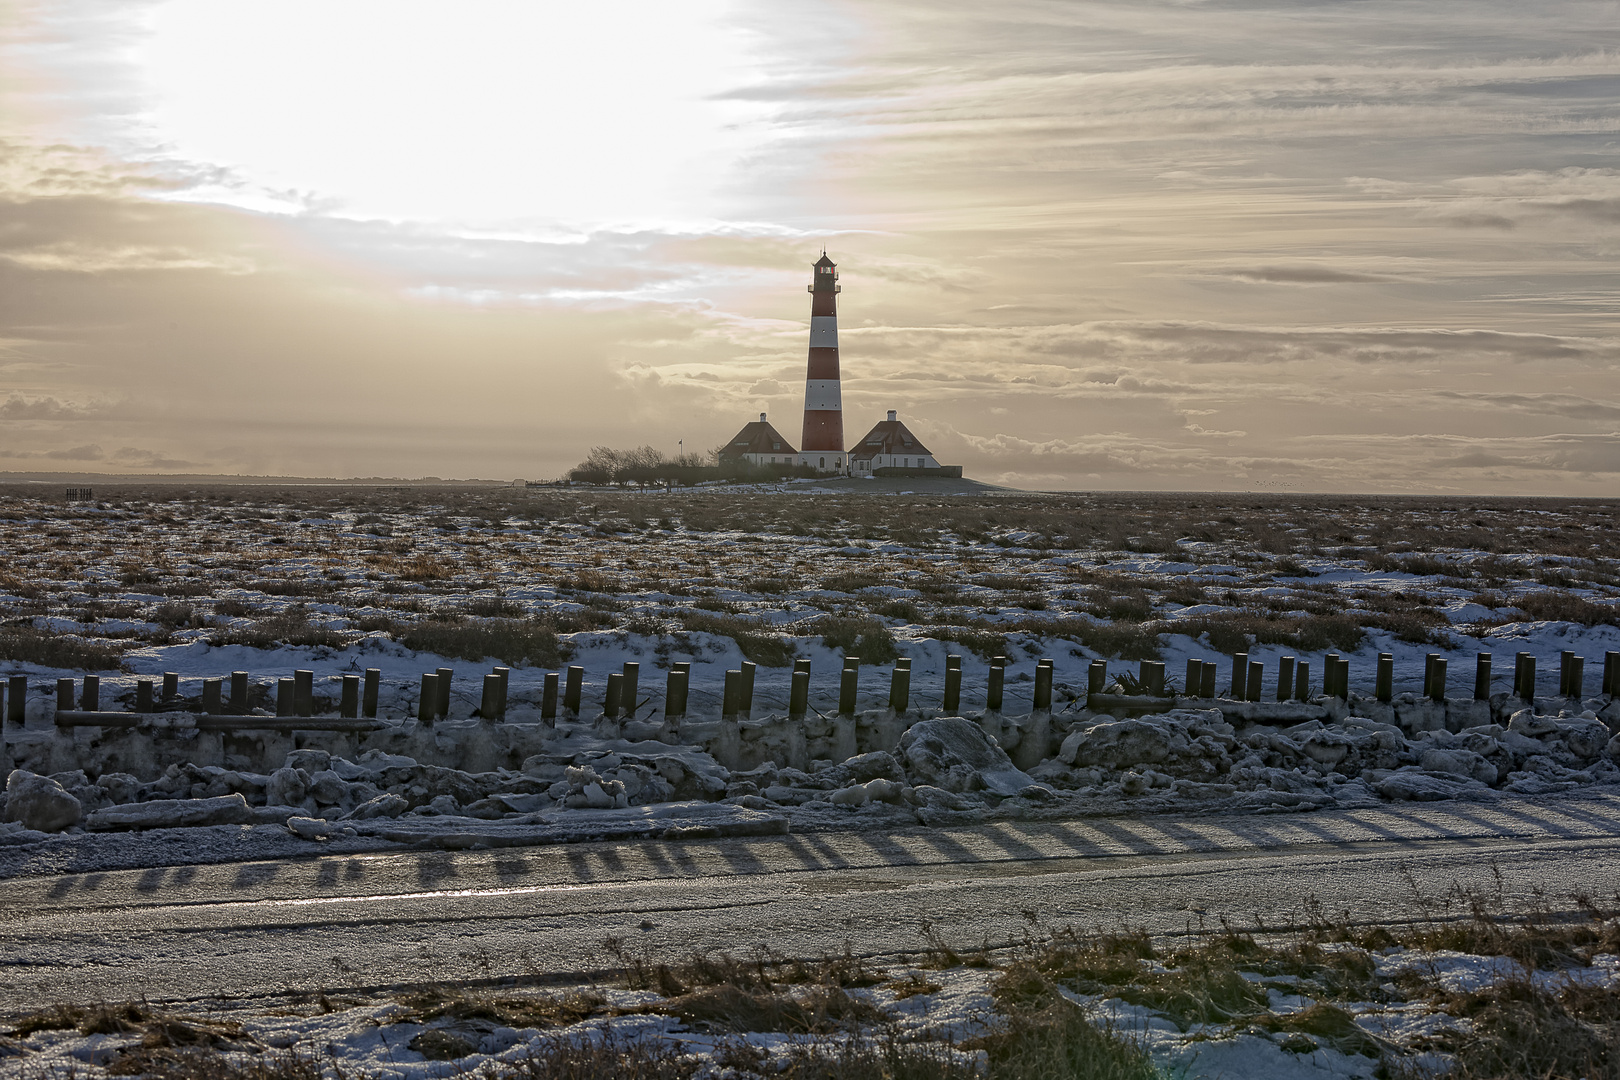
left=1357, top=610, right=1449, bottom=645
left=397, top=618, right=568, bottom=669
left=206, top=606, right=349, bottom=650
left=1012, top=617, right=1162, bottom=661
left=1169, top=611, right=1364, bottom=655
left=1515, top=590, right=1618, bottom=628
left=0, top=626, right=125, bottom=671
left=966, top=1002, right=1161, bottom=1080
left=922, top=625, right=1008, bottom=661
left=807, top=616, right=900, bottom=665
left=680, top=611, right=797, bottom=667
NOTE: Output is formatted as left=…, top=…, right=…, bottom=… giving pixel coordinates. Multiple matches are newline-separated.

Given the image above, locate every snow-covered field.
left=0, top=483, right=1617, bottom=853
left=3, top=482, right=1616, bottom=713
left=11, top=902, right=1619, bottom=1079
left=3, top=483, right=1620, bottom=1077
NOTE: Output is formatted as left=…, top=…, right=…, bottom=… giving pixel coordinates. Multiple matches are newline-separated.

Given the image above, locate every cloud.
left=0, top=243, right=256, bottom=275
left=1214, top=265, right=1399, bottom=285
left=1428, top=390, right=1620, bottom=422
left=0, top=395, right=100, bottom=419
left=0, top=442, right=103, bottom=461
left=0, top=2, right=1616, bottom=493
left=112, top=447, right=206, bottom=470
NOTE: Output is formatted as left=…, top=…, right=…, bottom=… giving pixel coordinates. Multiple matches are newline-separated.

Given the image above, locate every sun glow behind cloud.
left=3, top=0, right=1619, bottom=490
left=132, top=0, right=782, bottom=230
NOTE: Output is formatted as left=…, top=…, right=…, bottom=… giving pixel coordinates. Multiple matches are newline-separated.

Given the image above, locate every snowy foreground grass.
left=7, top=886, right=1620, bottom=1079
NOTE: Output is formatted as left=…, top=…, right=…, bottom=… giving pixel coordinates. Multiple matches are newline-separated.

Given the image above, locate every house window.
left=819, top=457, right=826, bottom=468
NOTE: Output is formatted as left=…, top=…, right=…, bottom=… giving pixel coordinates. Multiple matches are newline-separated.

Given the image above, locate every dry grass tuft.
left=653, top=982, right=888, bottom=1034
left=393, top=986, right=606, bottom=1028
left=0, top=625, right=126, bottom=670
left=1514, top=589, right=1619, bottom=628
left=964, top=1002, right=1162, bottom=1080
left=807, top=615, right=901, bottom=664
left=395, top=617, right=568, bottom=669
left=679, top=611, right=798, bottom=667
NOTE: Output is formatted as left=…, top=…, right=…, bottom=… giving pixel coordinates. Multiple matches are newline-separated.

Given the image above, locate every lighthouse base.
left=798, top=453, right=846, bottom=474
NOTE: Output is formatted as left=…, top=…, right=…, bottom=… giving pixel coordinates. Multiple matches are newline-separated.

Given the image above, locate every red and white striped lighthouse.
left=800, top=252, right=845, bottom=472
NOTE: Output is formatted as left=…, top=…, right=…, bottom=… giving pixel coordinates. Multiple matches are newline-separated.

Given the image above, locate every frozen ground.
left=1, top=484, right=1616, bottom=718
left=1, top=484, right=1618, bottom=1076
left=4, top=790, right=1620, bottom=1078
left=0, top=485, right=1616, bottom=843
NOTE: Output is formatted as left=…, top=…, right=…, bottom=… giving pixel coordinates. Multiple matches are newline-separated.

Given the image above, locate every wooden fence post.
left=294, top=669, right=314, bottom=717
left=564, top=666, right=583, bottom=716
left=1474, top=654, right=1492, bottom=701
left=889, top=658, right=911, bottom=713
left=1277, top=657, right=1295, bottom=702
left=1034, top=659, right=1053, bottom=710
left=435, top=668, right=453, bottom=719
left=543, top=671, right=560, bottom=721
left=418, top=674, right=437, bottom=723
left=482, top=673, right=503, bottom=720
left=494, top=666, right=510, bottom=719
left=789, top=669, right=809, bottom=720
left=739, top=661, right=755, bottom=720
left=987, top=657, right=1005, bottom=712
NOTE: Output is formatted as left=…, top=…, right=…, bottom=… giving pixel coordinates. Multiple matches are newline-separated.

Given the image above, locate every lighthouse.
left=800, top=253, right=845, bottom=473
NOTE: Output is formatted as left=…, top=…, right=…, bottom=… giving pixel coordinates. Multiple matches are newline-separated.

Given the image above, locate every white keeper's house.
left=717, top=413, right=799, bottom=468
left=850, top=410, right=960, bottom=477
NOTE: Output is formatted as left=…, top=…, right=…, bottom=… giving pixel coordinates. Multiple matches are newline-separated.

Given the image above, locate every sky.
left=1, top=0, right=1618, bottom=493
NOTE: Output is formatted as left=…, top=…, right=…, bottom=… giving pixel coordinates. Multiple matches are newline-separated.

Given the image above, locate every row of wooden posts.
left=1191, top=648, right=1620, bottom=705
left=9, top=648, right=1618, bottom=730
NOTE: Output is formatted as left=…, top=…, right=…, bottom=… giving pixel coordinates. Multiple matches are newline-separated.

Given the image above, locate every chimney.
left=887, top=410, right=897, bottom=422
left=760, top=412, right=767, bottom=423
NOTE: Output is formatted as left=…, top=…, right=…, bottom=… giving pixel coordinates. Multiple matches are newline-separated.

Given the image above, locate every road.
left=4, top=791, right=1619, bottom=1010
